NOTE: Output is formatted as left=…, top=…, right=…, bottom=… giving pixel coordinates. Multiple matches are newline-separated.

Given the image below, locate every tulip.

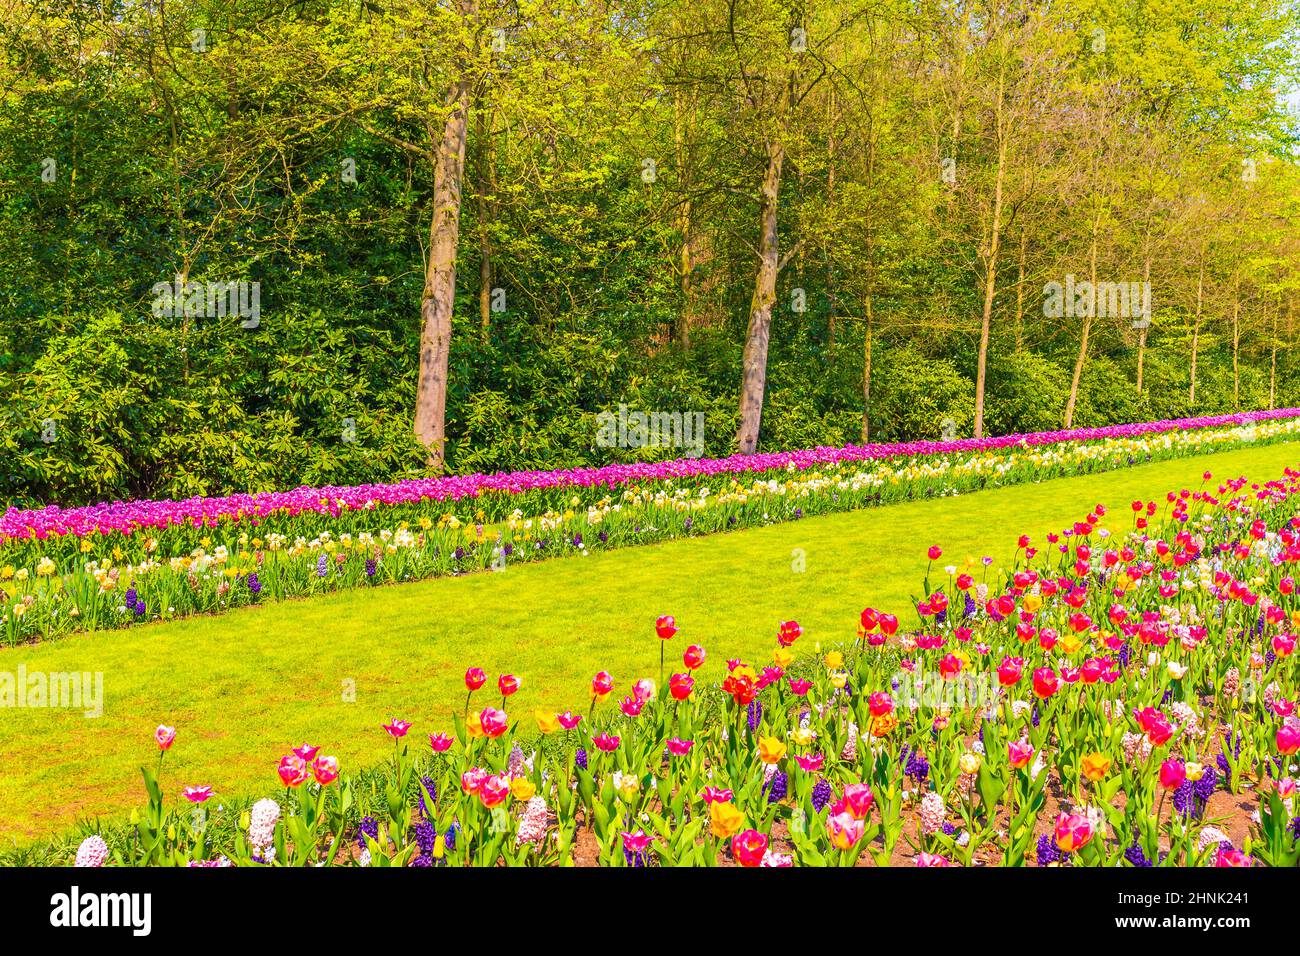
left=1159, top=759, right=1186, bottom=790
left=758, top=736, right=786, bottom=764
left=997, top=657, right=1024, bottom=686
left=731, top=829, right=769, bottom=867
left=292, top=744, right=319, bottom=762
left=154, top=725, right=176, bottom=751
left=498, top=674, right=521, bottom=697
left=479, top=774, right=510, bottom=808
left=556, top=710, right=583, bottom=729
left=591, top=671, right=614, bottom=699
left=1278, top=725, right=1300, bottom=756
left=655, top=615, right=678, bottom=640
left=535, top=710, right=560, bottom=734
left=916, top=852, right=951, bottom=867
left=593, top=733, right=620, bottom=752
left=381, top=719, right=412, bottom=739
left=788, top=677, right=813, bottom=696
left=795, top=753, right=824, bottom=772
left=1008, top=740, right=1034, bottom=769
left=312, top=755, right=340, bottom=785
left=839, top=783, right=874, bottom=819
left=182, top=785, right=213, bottom=803
left=277, top=754, right=310, bottom=787
left=709, top=800, right=744, bottom=839
left=461, top=767, right=489, bottom=793
left=826, top=811, right=864, bottom=850
left=666, top=737, right=694, bottom=756
left=465, top=667, right=487, bottom=691
left=429, top=732, right=455, bottom=752
left=1053, top=812, right=1093, bottom=853
left=777, top=620, right=803, bottom=646
left=683, top=644, right=706, bottom=669
left=479, top=707, right=508, bottom=738
left=1081, top=752, right=1111, bottom=782
left=1031, top=667, right=1060, bottom=699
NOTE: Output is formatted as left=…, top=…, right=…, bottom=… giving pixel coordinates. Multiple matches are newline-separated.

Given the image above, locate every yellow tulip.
left=758, top=736, right=787, bottom=764
left=709, top=800, right=744, bottom=838
left=824, top=651, right=844, bottom=670
left=535, top=710, right=560, bottom=734
left=1081, top=752, right=1111, bottom=782
left=773, top=647, right=795, bottom=668
left=510, top=777, right=537, bottom=801
left=466, top=713, right=485, bottom=738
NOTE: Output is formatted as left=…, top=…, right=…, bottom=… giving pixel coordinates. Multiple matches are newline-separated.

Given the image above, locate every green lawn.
left=1, top=440, right=1297, bottom=845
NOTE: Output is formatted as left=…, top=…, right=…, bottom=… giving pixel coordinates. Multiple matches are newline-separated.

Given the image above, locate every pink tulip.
left=154, top=725, right=176, bottom=750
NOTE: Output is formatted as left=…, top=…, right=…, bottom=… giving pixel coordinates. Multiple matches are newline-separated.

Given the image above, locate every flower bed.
left=50, top=463, right=1300, bottom=867
left=2, top=414, right=1298, bottom=645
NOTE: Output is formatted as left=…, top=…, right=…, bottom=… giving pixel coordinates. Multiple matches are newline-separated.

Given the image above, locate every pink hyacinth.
left=74, top=835, right=108, bottom=867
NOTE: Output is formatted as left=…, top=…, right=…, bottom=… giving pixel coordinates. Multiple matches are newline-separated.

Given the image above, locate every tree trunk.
left=1064, top=222, right=1100, bottom=428
left=972, top=66, right=1007, bottom=440
left=1269, top=300, right=1278, bottom=408
left=1189, top=245, right=1205, bottom=407
left=674, top=89, right=696, bottom=348
left=1136, top=251, right=1151, bottom=394
left=476, top=105, right=493, bottom=342
left=736, top=141, right=785, bottom=454
left=414, top=2, right=474, bottom=470
left=861, top=303, right=873, bottom=443
left=1014, top=227, right=1027, bottom=352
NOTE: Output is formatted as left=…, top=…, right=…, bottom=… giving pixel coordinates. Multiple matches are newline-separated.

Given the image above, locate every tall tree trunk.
left=972, top=64, right=1007, bottom=440
left=1189, top=244, right=1205, bottom=407
left=414, top=0, right=475, bottom=470
left=1064, top=220, right=1100, bottom=428
left=1136, top=250, right=1151, bottom=394
left=1231, top=291, right=1240, bottom=409
left=736, top=140, right=785, bottom=454
left=476, top=104, right=493, bottom=342
left=1014, top=227, right=1027, bottom=352
left=674, top=89, right=696, bottom=348
left=861, top=300, right=873, bottom=443
left=1269, top=299, right=1279, bottom=408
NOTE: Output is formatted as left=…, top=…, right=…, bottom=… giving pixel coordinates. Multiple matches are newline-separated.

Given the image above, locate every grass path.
left=1, top=440, right=1297, bottom=844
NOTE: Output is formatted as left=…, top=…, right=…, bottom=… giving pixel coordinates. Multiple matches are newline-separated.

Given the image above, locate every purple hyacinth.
left=1125, top=842, right=1152, bottom=867
left=134, top=600, right=146, bottom=617
left=575, top=748, right=588, bottom=771
left=747, top=700, right=763, bottom=732
left=412, top=820, right=437, bottom=855
left=247, top=572, right=262, bottom=594
left=316, top=553, right=328, bottom=577
left=811, top=778, right=833, bottom=812
left=905, top=751, right=930, bottom=783
left=124, top=586, right=138, bottom=607
left=1195, top=766, right=1218, bottom=801
left=765, top=770, right=788, bottom=804
left=1036, top=834, right=1064, bottom=866
left=419, top=776, right=437, bottom=816
left=356, top=816, right=379, bottom=849
left=444, top=822, right=459, bottom=850
left=364, top=559, right=376, bottom=578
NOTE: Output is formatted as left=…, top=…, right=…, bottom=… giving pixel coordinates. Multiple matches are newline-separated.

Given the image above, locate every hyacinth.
left=1035, top=834, right=1063, bottom=866
left=246, top=571, right=261, bottom=594
left=186, top=857, right=233, bottom=867
left=516, top=797, right=548, bottom=846
left=445, top=822, right=460, bottom=851
left=248, top=798, right=280, bottom=850
left=574, top=748, right=588, bottom=771
left=74, top=835, right=108, bottom=867
left=747, top=700, right=763, bottom=732
left=419, top=776, right=438, bottom=816
left=507, top=743, right=530, bottom=778
left=919, top=791, right=945, bottom=835
left=1124, top=842, right=1152, bottom=867
left=811, top=778, right=833, bottom=812
left=1197, top=826, right=1229, bottom=853
left=839, top=722, right=859, bottom=761
left=904, top=750, right=929, bottom=783
left=765, top=770, right=788, bottom=804
left=4, top=409, right=1292, bottom=544
left=355, top=814, right=379, bottom=850
left=412, top=820, right=437, bottom=856
left=1222, top=667, right=1240, bottom=697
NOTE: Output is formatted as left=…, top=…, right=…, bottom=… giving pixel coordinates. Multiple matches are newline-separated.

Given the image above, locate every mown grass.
left=0, top=440, right=1296, bottom=848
